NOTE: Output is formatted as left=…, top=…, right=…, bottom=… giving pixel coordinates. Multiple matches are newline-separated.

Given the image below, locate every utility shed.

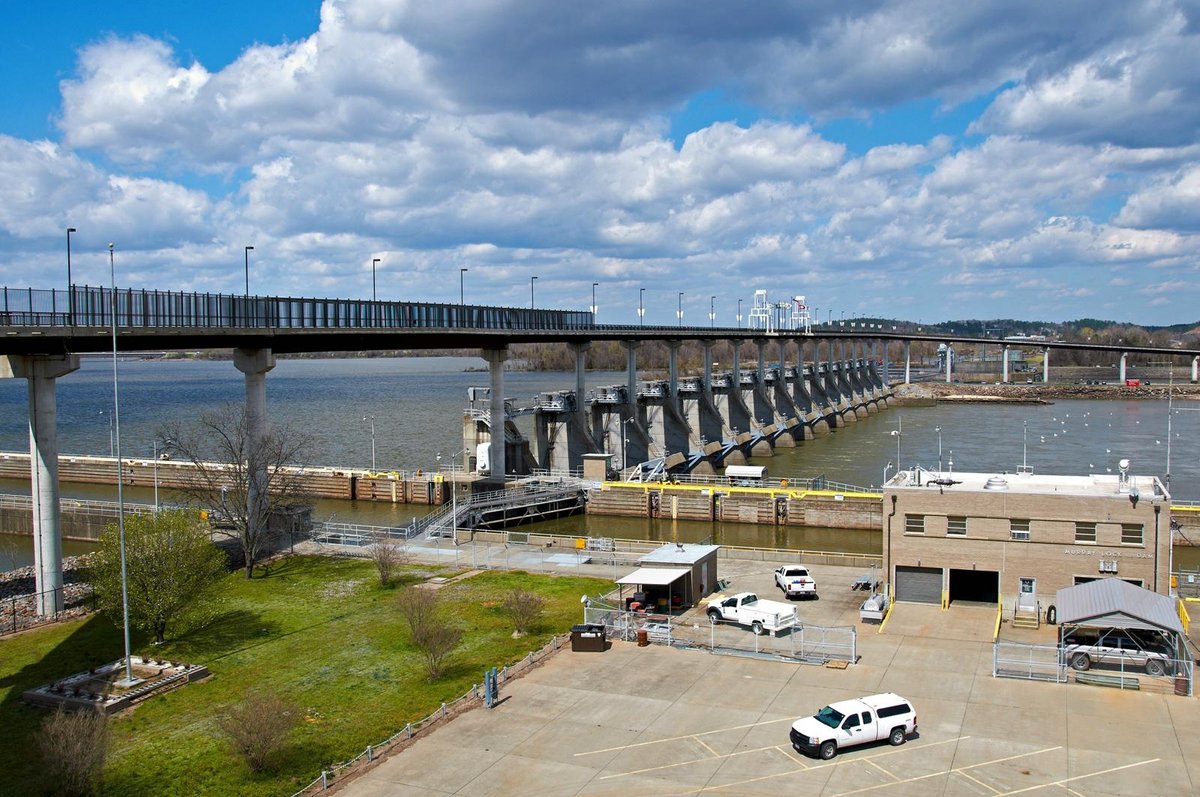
left=638, top=543, right=719, bottom=606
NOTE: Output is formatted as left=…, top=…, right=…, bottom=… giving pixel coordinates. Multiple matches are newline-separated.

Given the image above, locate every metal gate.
left=895, top=566, right=942, bottom=603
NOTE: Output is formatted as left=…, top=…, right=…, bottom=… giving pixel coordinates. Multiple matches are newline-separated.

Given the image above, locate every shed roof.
left=615, top=567, right=690, bottom=587
left=1055, top=578, right=1183, bottom=635
left=640, top=543, right=720, bottom=565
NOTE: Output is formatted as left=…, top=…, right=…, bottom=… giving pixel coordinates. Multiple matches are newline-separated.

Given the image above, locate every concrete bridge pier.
left=1002, top=344, right=1010, bottom=384
left=833, top=343, right=860, bottom=422
left=2, top=353, right=80, bottom=615
left=1042, top=346, right=1050, bottom=384
left=694, top=342, right=727, bottom=451
left=776, top=340, right=812, bottom=441
left=482, top=348, right=508, bottom=479
left=753, top=340, right=792, bottom=447
left=1193, top=355, right=1198, bottom=383
left=235, top=347, right=275, bottom=558
left=809, top=363, right=839, bottom=431
left=713, top=342, right=766, bottom=458
left=1119, top=352, right=1127, bottom=383
left=904, top=340, right=912, bottom=385
left=945, top=344, right=953, bottom=383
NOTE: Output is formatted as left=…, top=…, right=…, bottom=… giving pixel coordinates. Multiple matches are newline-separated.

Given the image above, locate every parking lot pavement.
left=342, top=624, right=1197, bottom=797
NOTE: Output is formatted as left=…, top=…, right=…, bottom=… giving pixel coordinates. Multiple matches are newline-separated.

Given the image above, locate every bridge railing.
left=0, top=286, right=595, bottom=332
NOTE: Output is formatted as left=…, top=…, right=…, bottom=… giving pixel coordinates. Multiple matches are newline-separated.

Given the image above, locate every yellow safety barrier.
left=1171, top=504, right=1200, bottom=514
left=601, top=479, right=882, bottom=501
left=878, top=599, right=895, bottom=633
left=994, top=597, right=1004, bottom=641
left=1180, top=599, right=1192, bottom=635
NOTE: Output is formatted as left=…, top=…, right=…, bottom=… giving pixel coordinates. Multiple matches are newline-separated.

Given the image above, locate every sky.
left=1, top=0, right=1199, bottom=327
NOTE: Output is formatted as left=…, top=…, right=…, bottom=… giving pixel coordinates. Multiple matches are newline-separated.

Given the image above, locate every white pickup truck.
left=705, top=592, right=797, bottom=636
left=790, top=693, right=917, bottom=760
left=774, top=565, right=817, bottom=599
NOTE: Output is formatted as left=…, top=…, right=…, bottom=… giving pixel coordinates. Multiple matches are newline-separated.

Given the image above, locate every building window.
left=1074, top=522, right=1096, bottom=544
left=1010, top=519, right=1030, bottom=541
left=947, top=516, right=967, bottom=536
left=1121, top=524, right=1144, bottom=545
left=904, top=514, right=925, bottom=534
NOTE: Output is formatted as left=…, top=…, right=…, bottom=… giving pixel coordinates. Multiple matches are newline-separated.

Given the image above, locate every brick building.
left=883, top=465, right=1171, bottom=615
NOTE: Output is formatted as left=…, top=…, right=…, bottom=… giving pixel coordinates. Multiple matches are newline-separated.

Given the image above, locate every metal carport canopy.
left=616, top=567, right=689, bottom=586
left=1054, top=578, right=1184, bottom=634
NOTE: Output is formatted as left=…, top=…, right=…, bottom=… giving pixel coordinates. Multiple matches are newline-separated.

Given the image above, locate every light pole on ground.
left=891, top=424, right=902, bottom=472
left=363, top=415, right=376, bottom=471
left=935, top=425, right=943, bottom=472
left=621, top=417, right=634, bottom=475
left=109, top=242, right=135, bottom=686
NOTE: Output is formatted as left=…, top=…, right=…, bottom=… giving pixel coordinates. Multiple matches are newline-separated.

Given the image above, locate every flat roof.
left=884, top=468, right=1168, bottom=500
left=615, top=567, right=690, bottom=587
left=640, top=543, right=720, bottom=565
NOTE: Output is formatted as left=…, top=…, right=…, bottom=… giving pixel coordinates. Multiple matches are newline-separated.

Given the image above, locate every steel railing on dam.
left=0, top=286, right=594, bottom=331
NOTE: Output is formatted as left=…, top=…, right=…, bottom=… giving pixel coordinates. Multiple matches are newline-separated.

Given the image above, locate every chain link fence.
left=993, top=639, right=1194, bottom=695
left=1, top=586, right=97, bottom=637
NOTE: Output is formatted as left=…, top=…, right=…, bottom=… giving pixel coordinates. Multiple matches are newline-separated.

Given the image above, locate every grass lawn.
left=0, top=555, right=611, bottom=796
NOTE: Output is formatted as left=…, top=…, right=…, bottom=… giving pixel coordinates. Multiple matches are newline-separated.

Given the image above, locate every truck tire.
left=707, top=609, right=721, bottom=623
left=1070, top=653, right=1090, bottom=671
left=819, top=741, right=837, bottom=760
left=1145, top=658, right=1166, bottom=677
left=889, top=726, right=906, bottom=746
left=751, top=620, right=764, bottom=635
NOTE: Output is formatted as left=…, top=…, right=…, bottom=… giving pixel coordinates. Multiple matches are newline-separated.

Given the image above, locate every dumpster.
left=571, top=623, right=606, bottom=652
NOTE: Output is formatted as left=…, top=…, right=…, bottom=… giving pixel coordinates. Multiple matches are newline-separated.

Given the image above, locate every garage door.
left=895, top=566, right=943, bottom=604
left=949, top=569, right=999, bottom=603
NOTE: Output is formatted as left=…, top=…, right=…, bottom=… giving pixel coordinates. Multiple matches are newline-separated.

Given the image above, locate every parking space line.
left=781, top=746, right=811, bottom=769
left=827, top=745, right=1062, bottom=797
left=995, top=758, right=1159, bottom=795
left=694, top=737, right=967, bottom=792
left=694, top=737, right=719, bottom=757
left=575, top=717, right=793, bottom=756
left=598, top=744, right=785, bottom=780
left=863, top=759, right=900, bottom=782
left=954, top=769, right=1002, bottom=794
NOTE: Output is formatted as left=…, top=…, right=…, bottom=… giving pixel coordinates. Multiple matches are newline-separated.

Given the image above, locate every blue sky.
left=1, top=1, right=1198, bottom=326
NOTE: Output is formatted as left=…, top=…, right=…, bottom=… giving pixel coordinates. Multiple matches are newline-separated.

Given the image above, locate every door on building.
left=894, top=566, right=943, bottom=604
left=1017, top=577, right=1037, bottom=612
left=948, top=569, right=999, bottom=604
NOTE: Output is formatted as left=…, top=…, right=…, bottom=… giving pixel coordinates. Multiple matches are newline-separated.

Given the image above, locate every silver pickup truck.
left=1063, top=630, right=1174, bottom=676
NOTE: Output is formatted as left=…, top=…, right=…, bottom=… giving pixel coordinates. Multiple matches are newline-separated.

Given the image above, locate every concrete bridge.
left=3, top=284, right=1199, bottom=615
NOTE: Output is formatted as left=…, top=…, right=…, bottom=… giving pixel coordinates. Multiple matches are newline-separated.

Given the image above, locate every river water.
left=2, top=356, right=1197, bottom=567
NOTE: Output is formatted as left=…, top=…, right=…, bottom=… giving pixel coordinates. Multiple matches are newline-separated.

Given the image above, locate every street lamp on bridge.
left=530, top=275, right=537, bottom=309
left=244, top=245, right=254, bottom=298
left=638, top=288, right=645, bottom=326
left=460, top=268, right=468, bottom=306
left=737, top=298, right=742, bottom=328
left=66, top=227, right=76, bottom=324
left=677, top=292, right=684, bottom=327
left=710, top=295, right=716, bottom=327
left=592, top=282, right=599, bottom=317
left=371, top=258, right=380, bottom=301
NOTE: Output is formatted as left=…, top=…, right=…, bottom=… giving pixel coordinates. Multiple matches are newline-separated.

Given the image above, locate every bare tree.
left=368, top=530, right=409, bottom=587
left=217, top=691, right=300, bottom=772
left=500, top=588, right=545, bottom=637
left=91, top=510, right=227, bottom=644
left=162, top=403, right=312, bottom=578
left=36, top=706, right=108, bottom=796
left=397, top=586, right=463, bottom=679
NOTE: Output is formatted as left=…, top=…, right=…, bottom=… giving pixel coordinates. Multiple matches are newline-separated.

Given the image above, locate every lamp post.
left=66, top=227, right=76, bottom=324
left=152, top=440, right=160, bottom=513
left=371, top=258, right=380, bottom=301
left=709, top=295, right=716, bottom=327
left=109, top=242, right=135, bottom=686
left=621, top=417, right=634, bottom=474
left=438, top=448, right=469, bottom=536
left=244, top=245, right=254, bottom=298
left=363, top=415, right=376, bottom=470
left=737, top=298, right=743, bottom=328
left=530, top=275, right=537, bottom=309
left=677, top=292, right=684, bottom=327
left=460, top=268, right=468, bottom=305
left=891, top=424, right=902, bottom=472
left=638, top=288, right=645, bottom=326
left=935, top=425, right=943, bottom=472
left=591, top=282, right=598, bottom=317
left=883, top=460, right=893, bottom=485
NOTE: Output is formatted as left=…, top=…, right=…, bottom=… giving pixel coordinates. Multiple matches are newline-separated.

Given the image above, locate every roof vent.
left=983, top=476, right=1009, bottom=491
